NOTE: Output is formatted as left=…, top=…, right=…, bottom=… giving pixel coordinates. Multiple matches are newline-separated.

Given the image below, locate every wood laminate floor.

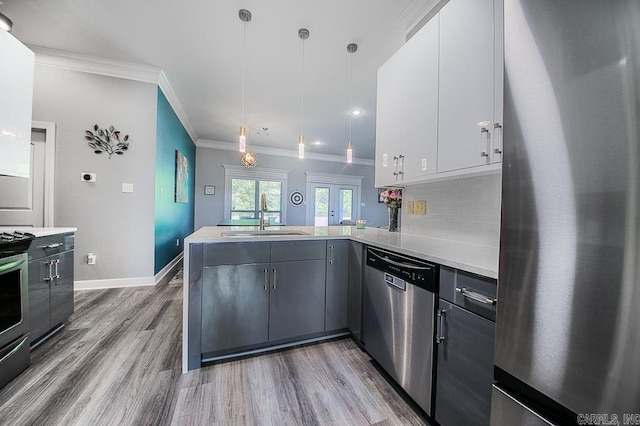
left=0, top=270, right=429, bottom=426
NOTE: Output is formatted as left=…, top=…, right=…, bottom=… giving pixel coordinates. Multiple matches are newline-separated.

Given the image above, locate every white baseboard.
left=154, top=252, right=183, bottom=284
left=75, top=276, right=155, bottom=290
left=75, top=252, right=184, bottom=290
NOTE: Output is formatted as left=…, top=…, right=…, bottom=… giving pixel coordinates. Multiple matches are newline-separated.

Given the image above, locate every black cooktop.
left=0, top=231, right=35, bottom=257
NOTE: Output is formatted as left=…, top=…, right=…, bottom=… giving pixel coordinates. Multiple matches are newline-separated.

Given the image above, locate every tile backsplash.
left=401, top=174, right=502, bottom=247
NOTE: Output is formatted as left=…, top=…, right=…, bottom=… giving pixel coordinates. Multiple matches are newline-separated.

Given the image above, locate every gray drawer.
left=202, top=242, right=270, bottom=266
left=440, top=266, right=497, bottom=321
left=27, top=233, right=75, bottom=261
left=270, top=240, right=326, bottom=262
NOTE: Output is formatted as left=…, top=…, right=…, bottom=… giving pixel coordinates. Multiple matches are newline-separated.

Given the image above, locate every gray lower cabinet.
left=347, top=241, right=363, bottom=341
left=435, top=266, right=496, bottom=426
left=201, top=263, right=270, bottom=353
left=27, top=233, right=75, bottom=345
left=269, top=259, right=326, bottom=341
left=198, top=240, right=328, bottom=357
left=325, top=240, right=349, bottom=331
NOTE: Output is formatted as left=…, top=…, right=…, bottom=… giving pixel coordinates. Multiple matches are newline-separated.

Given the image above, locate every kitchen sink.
left=219, top=230, right=310, bottom=238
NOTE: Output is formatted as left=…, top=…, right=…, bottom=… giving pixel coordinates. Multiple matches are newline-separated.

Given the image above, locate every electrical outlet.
left=87, top=253, right=96, bottom=265
left=414, top=200, right=427, bottom=215
left=406, top=201, right=415, bottom=215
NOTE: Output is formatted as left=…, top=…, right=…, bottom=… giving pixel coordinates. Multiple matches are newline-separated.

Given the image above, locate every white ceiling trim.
left=158, top=72, right=198, bottom=143
left=30, top=45, right=198, bottom=143
left=197, top=139, right=375, bottom=167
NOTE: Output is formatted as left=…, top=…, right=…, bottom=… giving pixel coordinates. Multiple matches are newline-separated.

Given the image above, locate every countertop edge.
left=0, top=227, right=77, bottom=238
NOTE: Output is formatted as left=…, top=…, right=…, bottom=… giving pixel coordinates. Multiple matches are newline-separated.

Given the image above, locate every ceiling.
left=1, top=0, right=438, bottom=160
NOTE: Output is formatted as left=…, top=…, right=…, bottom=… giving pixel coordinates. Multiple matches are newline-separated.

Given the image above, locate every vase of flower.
left=379, top=188, right=402, bottom=232
left=388, top=206, right=399, bottom=232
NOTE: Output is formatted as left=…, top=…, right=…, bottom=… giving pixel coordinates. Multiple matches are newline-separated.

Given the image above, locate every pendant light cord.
left=300, top=36, right=305, bottom=137
left=349, top=50, right=353, bottom=142
left=242, top=22, right=247, bottom=127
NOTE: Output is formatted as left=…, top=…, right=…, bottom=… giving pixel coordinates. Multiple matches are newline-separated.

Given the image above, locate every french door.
left=308, top=183, right=359, bottom=226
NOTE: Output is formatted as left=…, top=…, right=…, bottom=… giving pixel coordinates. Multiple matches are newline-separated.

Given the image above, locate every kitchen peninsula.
left=182, top=225, right=498, bottom=373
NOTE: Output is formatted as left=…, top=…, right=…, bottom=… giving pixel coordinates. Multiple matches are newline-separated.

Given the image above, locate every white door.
left=309, top=183, right=359, bottom=226
left=0, top=122, right=55, bottom=227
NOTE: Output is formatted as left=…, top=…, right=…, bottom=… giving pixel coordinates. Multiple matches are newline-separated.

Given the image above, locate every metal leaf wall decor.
left=85, top=124, right=130, bottom=158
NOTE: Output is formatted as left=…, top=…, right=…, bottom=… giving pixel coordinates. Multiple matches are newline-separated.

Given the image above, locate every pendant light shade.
left=298, top=28, right=310, bottom=159
left=0, top=13, right=12, bottom=32
left=346, top=43, right=358, bottom=163
left=238, top=9, right=251, bottom=154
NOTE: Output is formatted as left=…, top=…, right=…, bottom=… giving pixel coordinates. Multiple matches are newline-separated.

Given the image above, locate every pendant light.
left=238, top=9, right=257, bottom=167
left=298, top=28, right=310, bottom=159
left=346, top=43, right=358, bottom=164
left=238, top=9, right=251, bottom=153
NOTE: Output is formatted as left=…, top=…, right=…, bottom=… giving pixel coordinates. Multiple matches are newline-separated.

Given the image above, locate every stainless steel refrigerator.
left=492, top=1, right=640, bottom=424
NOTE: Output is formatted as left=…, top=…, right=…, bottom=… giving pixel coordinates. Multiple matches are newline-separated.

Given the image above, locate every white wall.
left=195, top=147, right=388, bottom=229
left=32, top=65, right=157, bottom=282
left=402, top=173, right=502, bottom=247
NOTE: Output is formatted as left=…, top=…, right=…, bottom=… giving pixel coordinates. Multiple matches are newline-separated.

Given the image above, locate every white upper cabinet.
left=375, top=15, right=439, bottom=188
left=375, top=46, right=404, bottom=188
left=402, top=14, right=439, bottom=181
left=374, top=0, right=503, bottom=186
left=0, top=31, right=34, bottom=178
left=438, top=0, right=499, bottom=173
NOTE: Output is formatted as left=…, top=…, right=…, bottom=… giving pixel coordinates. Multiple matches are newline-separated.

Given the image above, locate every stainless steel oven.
left=0, top=232, right=34, bottom=388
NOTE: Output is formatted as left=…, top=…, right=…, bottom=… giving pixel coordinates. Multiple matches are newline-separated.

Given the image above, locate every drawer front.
left=202, top=242, right=270, bottom=266
left=27, top=233, right=74, bottom=261
left=270, top=240, right=326, bottom=262
left=440, top=265, right=497, bottom=321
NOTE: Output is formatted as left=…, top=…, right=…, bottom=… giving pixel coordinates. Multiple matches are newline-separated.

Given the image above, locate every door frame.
left=305, top=172, right=363, bottom=226
left=33, top=121, right=56, bottom=227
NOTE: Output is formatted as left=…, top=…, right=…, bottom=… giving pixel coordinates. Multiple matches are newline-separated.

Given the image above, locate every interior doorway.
left=0, top=121, right=56, bottom=227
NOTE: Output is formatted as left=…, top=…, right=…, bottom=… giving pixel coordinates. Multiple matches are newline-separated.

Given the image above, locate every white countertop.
left=186, top=225, right=498, bottom=279
left=0, top=227, right=77, bottom=237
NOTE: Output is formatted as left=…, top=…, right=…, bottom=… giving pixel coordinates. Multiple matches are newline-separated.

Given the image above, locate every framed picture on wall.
left=174, top=150, right=188, bottom=203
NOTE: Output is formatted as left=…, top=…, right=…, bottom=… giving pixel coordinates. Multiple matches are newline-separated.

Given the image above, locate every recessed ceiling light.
left=351, top=109, right=362, bottom=116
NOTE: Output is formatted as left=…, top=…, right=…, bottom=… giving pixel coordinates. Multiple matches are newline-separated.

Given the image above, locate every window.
left=224, top=165, right=289, bottom=223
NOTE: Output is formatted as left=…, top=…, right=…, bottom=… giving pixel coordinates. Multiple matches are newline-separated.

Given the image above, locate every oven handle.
left=37, top=242, right=63, bottom=249
left=0, top=335, right=29, bottom=364
left=0, top=258, right=25, bottom=273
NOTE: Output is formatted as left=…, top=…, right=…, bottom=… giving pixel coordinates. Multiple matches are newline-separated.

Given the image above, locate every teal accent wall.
left=155, top=88, right=195, bottom=274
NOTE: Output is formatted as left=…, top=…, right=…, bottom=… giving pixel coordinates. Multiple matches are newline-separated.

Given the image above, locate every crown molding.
left=158, top=72, right=198, bottom=143
left=30, top=45, right=198, bottom=143
left=196, top=139, right=375, bottom=166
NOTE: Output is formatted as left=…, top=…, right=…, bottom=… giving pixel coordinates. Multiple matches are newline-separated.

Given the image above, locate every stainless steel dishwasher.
left=362, top=246, right=437, bottom=415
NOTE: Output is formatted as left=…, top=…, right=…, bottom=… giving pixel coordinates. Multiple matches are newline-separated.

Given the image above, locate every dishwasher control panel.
left=366, top=246, right=437, bottom=292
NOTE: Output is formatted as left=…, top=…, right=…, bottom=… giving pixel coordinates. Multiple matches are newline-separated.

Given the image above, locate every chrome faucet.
left=259, top=193, right=269, bottom=230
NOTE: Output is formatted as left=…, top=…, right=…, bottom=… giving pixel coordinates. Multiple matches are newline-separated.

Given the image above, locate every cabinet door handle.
left=52, top=258, right=60, bottom=280
left=393, top=156, right=399, bottom=180
left=272, top=267, right=277, bottom=290
left=398, top=155, right=405, bottom=179
left=436, top=309, right=446, bottom=344
left=329, top=245, right=334, bottom=265
left=37, top=242, right=63, bottom=249
left=456, top=287, right=496, bottom=306
left=493, top=122, right=503, bottom=154
left=263, top=268, right=268, bottom=291
left=478, top=121, right=491, bottom=158
left=43, top=260, right=53, bottom=282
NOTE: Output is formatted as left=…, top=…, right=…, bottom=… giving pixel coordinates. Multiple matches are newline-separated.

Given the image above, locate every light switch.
left=414, top=200, right=427, bottom=215
left=406, top=201, right=415, bottom=215
left=122, top=183, right=134, bottom=193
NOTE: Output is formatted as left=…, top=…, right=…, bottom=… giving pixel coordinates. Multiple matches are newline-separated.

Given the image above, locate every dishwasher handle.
left=368, top=247, right=433, bottom=271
